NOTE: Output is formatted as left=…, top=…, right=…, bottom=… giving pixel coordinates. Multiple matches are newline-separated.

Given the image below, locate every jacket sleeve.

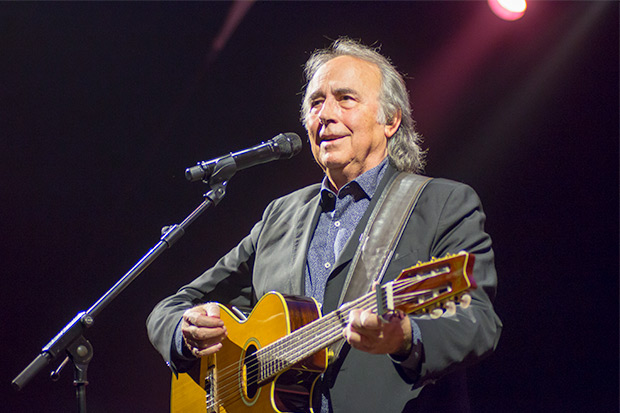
left=400, top=181, right=502, bottom=386
left=145, top=202, right=272, bottom=373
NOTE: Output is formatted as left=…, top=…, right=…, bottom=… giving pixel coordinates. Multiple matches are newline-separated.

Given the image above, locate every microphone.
left=185, top=132, right=302, bottom=182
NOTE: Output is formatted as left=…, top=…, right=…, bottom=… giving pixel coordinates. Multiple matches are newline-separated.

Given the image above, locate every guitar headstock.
left=380, top=252, right=476, bottom=316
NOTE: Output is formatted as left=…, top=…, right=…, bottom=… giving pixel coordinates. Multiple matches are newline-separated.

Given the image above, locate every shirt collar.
left=319, top=157, right=388, bottom=208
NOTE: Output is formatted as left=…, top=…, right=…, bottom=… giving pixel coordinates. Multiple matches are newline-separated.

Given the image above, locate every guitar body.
left=171, top=292, right=328, bottom=413
left=170, top=252, right=476, bottom=413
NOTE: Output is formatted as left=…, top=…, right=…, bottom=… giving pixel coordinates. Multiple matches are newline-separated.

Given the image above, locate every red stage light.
left=488, top=0, right=527, bottom=21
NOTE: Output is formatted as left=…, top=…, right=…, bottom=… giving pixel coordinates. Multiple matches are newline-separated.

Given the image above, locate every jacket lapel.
left=288, top=192, right=322, bottom=295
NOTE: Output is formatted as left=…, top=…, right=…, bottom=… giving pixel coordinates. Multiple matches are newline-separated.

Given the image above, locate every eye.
left=339, top=95, right=357, bottom=106
left=310, top=98, right=324, bottom=109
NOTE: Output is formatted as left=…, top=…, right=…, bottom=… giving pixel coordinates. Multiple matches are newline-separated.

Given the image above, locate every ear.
left=384, top=109, right=402, bottom=138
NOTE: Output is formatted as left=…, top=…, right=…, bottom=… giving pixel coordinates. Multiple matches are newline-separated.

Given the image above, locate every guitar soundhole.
left=244, top=344, right=259, bottom=399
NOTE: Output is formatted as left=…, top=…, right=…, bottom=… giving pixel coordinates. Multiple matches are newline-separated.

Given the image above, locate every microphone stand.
left=12, top=157, right=238, bottom=412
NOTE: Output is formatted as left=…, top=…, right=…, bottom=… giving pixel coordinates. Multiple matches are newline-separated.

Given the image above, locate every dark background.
left=2, top=2, right=617, bottom=412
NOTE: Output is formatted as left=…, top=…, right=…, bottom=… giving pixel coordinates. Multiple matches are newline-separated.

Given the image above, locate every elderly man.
left=147, top=38, right=501, bottom=412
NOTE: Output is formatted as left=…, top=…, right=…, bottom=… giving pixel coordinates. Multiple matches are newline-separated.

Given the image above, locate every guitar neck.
left=254, top=294, right=369, bottom=382
left=254, top=252, right=474, bottom=383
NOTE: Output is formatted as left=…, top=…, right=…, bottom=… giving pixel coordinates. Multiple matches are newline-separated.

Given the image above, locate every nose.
left=317, top=97, right=337, bottom=126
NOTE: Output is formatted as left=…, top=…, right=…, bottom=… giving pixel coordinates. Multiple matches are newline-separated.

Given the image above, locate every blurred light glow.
left=488, top=0, right=527, bottom=21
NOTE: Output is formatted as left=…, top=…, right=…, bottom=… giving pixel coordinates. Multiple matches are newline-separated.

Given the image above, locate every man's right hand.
left=181, top=302, right=227, bottom=358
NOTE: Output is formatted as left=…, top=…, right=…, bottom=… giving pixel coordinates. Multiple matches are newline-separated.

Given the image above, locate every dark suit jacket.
left=147, top=162, right=502, bottom=412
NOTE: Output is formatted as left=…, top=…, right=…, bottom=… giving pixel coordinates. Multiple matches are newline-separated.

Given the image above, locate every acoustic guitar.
left=170, top=251, right=476, bottom=413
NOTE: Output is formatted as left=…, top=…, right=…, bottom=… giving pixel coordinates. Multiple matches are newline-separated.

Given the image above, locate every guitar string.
left=205, top=276, right=441, bottom=409
left=207, top=293, right=440, bottom=411
left=205, top=278, right=384, bottom=386
left=208, top=257, right=469, bottom=410
left=203, top=259, right=463, bottom=408
left=209, top=273, right=431, bottom=386
left=207, top=300, right=363, bottom=410
left=252, top=281, right=439, bottom=378
left=249, top=274, right=445, bottom=372
left=205, top=290, right=429, bottom=411
left=206, top=275, right=454, bottom=410
left=203, top=298, right=341, bottom=398
left=205, top=297, right=363, bottom=409
left=205, top=286, right=436, bottom=410
left=204, top=286, right=433, bottom=412
left=205, top=275, right=451, bottom=410
left=204, top=285, right=384, bottom=409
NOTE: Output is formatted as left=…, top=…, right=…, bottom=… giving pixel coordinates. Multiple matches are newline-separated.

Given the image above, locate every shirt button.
left=327, top=193, right=334, bottom=198
left=324, top=262, right=331, bottom=269
left=334, top=221, right=341, bottom=227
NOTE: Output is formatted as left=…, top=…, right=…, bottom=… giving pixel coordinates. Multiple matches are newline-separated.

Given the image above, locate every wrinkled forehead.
left=306, top=55, right=382, bottom=98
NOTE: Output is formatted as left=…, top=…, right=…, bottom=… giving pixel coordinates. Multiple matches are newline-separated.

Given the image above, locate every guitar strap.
left=329, top=172, right=433, bottom=361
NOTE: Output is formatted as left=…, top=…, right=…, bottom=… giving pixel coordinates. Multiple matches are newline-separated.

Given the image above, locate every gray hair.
left=301, top=37, right=426, bottom=173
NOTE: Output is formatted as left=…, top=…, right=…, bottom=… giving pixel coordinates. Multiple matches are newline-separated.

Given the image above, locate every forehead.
left=308, top=55, right=382, bottom=96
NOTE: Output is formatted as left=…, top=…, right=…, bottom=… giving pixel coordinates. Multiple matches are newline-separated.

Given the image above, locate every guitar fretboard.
left=253, top=272, right=449, bottom=383
left=255, top=300, right=351, bottom=382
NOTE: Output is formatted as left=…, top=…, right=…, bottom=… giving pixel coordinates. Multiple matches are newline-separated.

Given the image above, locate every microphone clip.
left=204, top=156, right=237, bottom=206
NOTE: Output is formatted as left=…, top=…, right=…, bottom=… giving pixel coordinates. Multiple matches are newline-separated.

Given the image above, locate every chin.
left=321, top=159, right=348, bottom=171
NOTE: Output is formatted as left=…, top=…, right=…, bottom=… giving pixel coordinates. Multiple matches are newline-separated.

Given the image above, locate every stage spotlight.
left=488, top=0, right=527, bottom=21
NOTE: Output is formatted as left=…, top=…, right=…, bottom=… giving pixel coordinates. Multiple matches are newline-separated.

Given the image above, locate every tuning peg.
left=457, top=293, right=472, bottom=309
left=424, top=302, right=442, bottom=319
left=430, top=308, right=443, bottom=319
left=444, top=301, right=457, bottom=316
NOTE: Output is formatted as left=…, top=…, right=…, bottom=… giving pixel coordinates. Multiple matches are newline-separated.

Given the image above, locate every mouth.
left=319, top=134, right=345, bottom=144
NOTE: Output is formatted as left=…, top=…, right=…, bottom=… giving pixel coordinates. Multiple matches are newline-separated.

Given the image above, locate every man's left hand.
left=344, top=309, right=412, bottom=356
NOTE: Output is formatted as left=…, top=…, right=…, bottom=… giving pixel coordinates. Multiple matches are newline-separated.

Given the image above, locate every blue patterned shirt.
left=305, top=158, right=388, bottom=305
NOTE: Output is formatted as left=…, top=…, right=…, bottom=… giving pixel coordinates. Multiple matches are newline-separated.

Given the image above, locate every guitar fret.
left=255, top=309, right=350, bottom=381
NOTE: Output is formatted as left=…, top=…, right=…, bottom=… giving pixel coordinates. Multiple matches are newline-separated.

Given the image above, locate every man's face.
left=305, top=55, right=397, bottom=189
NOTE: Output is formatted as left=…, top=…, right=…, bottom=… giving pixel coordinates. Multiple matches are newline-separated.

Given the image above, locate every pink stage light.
left=488, top=0, right=527, bottom=21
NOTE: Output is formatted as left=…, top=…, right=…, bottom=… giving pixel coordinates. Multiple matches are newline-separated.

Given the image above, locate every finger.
left=360, top=309, right=381, bottom=329
left=348, top=309, right=381, bottom=332
left=204, top=302, right=221, bottom=318
left=187, top=340, right=223, bottom=358
left=343, top=325, right=365, bottom=348
left=193, top=342, right=223, bottom=357
left=182, top=322, right=227, bottom=342
left=345, top=310, right=373, bottom=342
left=183, top=323, right=226, bottom=339
left=348, top=309, right=362, bottom=327
left=183, top=329, right=226, bottom=352
left=183, top=307, right=225, bottom=328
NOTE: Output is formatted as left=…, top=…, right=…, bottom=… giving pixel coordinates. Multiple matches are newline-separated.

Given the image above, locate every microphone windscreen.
left=275, top=133, right=303, bottom=158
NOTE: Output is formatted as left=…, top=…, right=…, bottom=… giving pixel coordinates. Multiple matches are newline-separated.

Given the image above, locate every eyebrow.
left=308, top=90, right=324, bottom=102
left=308, top=87, right=359, bottom=102
left=332, top=87, right=358, bottom=97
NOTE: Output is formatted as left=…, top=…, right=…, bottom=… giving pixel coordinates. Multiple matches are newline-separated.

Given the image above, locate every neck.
left=325, top=155, right=388, bottom=191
